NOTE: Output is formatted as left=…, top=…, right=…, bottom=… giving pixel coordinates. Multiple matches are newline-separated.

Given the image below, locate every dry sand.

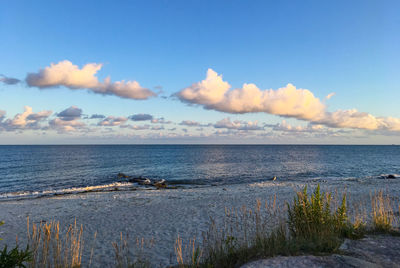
left=0, top=178, right=399, bottom=267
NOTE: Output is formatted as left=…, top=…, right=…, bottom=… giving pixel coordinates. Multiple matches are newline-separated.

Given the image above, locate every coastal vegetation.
left=0, top=185, right=399, bottom=267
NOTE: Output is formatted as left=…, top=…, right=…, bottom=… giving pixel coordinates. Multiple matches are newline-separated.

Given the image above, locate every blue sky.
left=0, top=0, right=399, bottom=144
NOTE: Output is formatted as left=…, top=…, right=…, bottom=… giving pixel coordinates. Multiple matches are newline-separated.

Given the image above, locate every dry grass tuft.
left=27, top=217, right=83, bottom=268
left=371, top=191, right=396, bottom=233
left=112, top=233, right=154, bottom=268
left=174, top=235, right=202, bottom=268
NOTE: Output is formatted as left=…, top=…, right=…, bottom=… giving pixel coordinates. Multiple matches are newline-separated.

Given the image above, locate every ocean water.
left=0, top=145, right=399, bottom=200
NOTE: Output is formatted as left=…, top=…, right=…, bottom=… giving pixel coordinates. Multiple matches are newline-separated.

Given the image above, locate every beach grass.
left=172, top=185, right=399, bottom=268
left=371, top=191, right=397, bottom=233
left=26, top=218, right=83, bottom=268
left=112, top=234, right=154, bottom=268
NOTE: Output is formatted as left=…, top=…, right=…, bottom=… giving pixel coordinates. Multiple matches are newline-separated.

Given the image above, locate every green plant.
left=287, top=184, right=349, bottom=252
left=0, top=245, right=32, bottom=268
left=0, top=221, right=32, bottom=268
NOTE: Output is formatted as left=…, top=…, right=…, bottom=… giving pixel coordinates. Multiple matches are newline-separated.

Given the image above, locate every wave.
left=0, top=182, right=135, bottom=201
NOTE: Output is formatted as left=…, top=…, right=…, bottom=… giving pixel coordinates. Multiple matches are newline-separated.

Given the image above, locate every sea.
left=0, top=145, right=399, bottom=200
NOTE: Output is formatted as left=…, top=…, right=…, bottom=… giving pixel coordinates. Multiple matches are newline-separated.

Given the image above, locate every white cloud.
left=98, top=116, right=128, bottom=126
left=179, top=120, right=211, bottom=127
left=177, top=69, right=325, bottom=120
left=272, top=120, right=325, bottom=133
left=151, top=117, right=172, bottom=124
left=0, top=106, right=52, bottom=131
left=326, top=92, right=336, bottom=100
left=214, top=118, right=263, bottom=131
left=120, top=124, right=150, bottom=130
left=180, top=120, right=201, bottom=126
left=317, top=109, right=400, bottom=131
left=0, top=110, right=5, bottom=121
left=49, top=118, right=86, bottom=132
left=26, top=60, right=157, bottom=100
left=151, top=125, right=164, bottom=130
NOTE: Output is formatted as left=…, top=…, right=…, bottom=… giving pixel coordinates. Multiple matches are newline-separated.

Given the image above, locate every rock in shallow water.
left=118, top=172, right=130, bottom=178
left=379, top=174, right=397, bottom=179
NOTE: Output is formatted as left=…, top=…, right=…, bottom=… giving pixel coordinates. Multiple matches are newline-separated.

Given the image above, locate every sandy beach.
left=1, top=178, right=399, bottom=267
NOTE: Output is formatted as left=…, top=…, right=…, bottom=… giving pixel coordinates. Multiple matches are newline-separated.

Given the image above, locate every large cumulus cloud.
left=176, top=69, right=326, bottom=120
left=26, top=60, right=157, bottom=100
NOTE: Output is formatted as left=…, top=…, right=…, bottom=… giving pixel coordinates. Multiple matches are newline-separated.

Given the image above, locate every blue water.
left=0, top=145, right=399, bottom=199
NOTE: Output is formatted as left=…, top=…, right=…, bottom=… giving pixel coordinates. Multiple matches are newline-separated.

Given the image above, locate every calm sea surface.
left=0, top=145, right=399, bottom=199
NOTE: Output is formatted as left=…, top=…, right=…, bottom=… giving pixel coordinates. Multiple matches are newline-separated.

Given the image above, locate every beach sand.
left=0, top=178, right=399, bottom=267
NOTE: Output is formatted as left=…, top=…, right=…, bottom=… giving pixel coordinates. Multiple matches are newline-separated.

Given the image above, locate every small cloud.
left=326, top=92, right=336, bottom=100
left=57, top=106, right=82, bottom=121
left=121, top=124, right=150, bottom=130
left=129, top=113, right=153, bottom=121
left=89, top=114, right=106, bottom=119
left=179, top=120, right=200, bottom=126
left=214, top=118, right=263, bottom=131
left=151, top=125, right=164, bottom=130
left=0, top=110, right=6, bottom=121
left=49, top=106, right=86, bottom=133
left=180, top=120, right=212, bottom=127
left=98, top=116, right=128, bottom=126
left=49, top=118, right=86, bottom=133
left=0, top=75, right=21, bottom=85
left=151, top=117, right=172, bottom=124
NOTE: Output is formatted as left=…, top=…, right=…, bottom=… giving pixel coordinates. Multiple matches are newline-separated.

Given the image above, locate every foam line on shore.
left=0, top=182, right=135, bottom=201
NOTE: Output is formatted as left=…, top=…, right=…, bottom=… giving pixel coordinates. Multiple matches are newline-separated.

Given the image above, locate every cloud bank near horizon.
left=0, top=105, right=398, bottom=143
left=176, top=69, right=400, bottom=132
left=26, top=60, right=157, bottom=100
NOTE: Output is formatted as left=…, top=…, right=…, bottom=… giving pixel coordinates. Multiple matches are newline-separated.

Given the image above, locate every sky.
left=0, top=0, right=399, bottom=144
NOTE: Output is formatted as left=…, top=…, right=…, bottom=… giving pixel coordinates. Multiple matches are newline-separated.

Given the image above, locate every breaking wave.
left=0, top=182, right=135, bottom=201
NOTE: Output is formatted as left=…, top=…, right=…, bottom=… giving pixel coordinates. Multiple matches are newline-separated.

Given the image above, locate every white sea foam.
left=0, top=182, right=134, bottom=200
